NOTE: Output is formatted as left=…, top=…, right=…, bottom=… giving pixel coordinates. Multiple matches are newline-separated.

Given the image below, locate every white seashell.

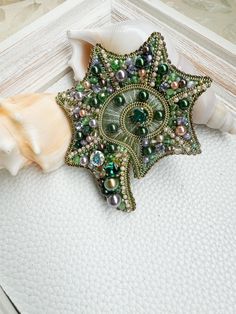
left=0, top=93, right=71, bottom=175
left=68, top=21, right=236, bottom=135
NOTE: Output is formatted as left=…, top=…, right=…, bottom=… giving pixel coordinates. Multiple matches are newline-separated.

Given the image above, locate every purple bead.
left=146, top=54, right=153, bottom=63
left=159, top=82, right=169, bottom=92
left=92, top=85, right=101, bottom=93
left=80, top=140, right=87, bottom=146
left=143, top=156, right=150, bottom=164
left=177, top=117, right=188, bottom=125
left=107, top=86, right=114, bottom=94
left=183, top=133, right=191, bottom=140
left=75, top=122, right=83, bottom=131
left=125, top=57, right=133, bottom=66
left=127, top=64, right=136, bottom=75
left=73, top=106, right=80, bottom=114
left=91, top=58, right=99, bottom=65
left=156, top=143, right=165, bottom=153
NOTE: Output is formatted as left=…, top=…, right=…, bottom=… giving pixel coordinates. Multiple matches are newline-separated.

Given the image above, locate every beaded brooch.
left=56, top=32, right=212, bottom=212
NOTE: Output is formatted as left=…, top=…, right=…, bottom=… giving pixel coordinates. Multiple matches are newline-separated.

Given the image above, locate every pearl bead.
left=86, top=135, right=93, bottom=143
left=104, top=178, right=119, bottom=191
left=171, top=81, right=179, bottom=90
left=143, top=156, right=150, bottom=164
left=142, top=138, right=149, bottom=147
left=79, top=109, right=86, bottom=117
left=139, top=69, right=146, bottom=77
left=107, top=194, right=122, bottom=207
left=80, top=155, right=89, bottom=166
left=89, top=119, right=97, bottom=128
left=156, top=135, right=164, bottom=142
left=83, top=81, right=91, bottom=89
left=175, top=125, right=187, bottom=136
left=115, top=69, right=127, bottom=82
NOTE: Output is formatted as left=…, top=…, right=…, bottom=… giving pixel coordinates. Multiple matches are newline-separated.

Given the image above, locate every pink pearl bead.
left=139, top=69, right=146, bottom=77
left=171, top=81, right=179, bottom=90
left=79, top=109, right=86, bottom=117
left=83, top=81, right=91, bottom=89
left=175, top=125, right=186, bottom=136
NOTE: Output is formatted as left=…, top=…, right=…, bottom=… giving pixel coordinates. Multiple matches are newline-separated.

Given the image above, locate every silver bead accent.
left=89, top=119, right=97, bottom=128
left=142, top=138, right=149, bottom=147
left=80, top=155, right=89, bottom=166
left=115, top=69, right=127, bottom=82
left=107, top=194, right=122, bottom=207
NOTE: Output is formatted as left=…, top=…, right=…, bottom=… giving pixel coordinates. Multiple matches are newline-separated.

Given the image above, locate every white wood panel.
left=0, top=0, right=111, bottom=97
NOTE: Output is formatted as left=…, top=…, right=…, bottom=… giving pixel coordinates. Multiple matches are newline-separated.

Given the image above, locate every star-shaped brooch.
left=57, top=32, right=212, bottom=212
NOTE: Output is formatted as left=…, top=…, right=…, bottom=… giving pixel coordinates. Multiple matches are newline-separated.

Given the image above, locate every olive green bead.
left=106, top=144, right=117, bottom=153
left=158, top=63, right=169, bottom=75
left=154, top=110, right=165, bottom=121
left=136, top=126, right=148, bottom=137
left=98, top=92, right=106, bottom=102
left=91, top=65, right=101, bottom=75
left=114, top=95, right=125, bottom=106
left=89, top=96, right=100, bottom=108
left=138, top=90, right=149, bottom=102
left=143, top=146, right=154, bottom=156
left=107, top=123, right=119, bottom=133
left=178, top=98, right=189, bottom=110
left=135, top=57, right=145, bottom=68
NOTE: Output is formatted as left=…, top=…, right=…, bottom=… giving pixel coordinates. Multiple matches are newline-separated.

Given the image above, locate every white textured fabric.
left=0, top=126, right=236, bottom=314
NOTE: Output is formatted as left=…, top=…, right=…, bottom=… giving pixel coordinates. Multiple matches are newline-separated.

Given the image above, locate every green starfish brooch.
left=56, top=32, right=212, bottom=212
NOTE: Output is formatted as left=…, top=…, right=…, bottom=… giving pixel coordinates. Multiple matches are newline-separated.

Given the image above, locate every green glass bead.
left=131, top=108, right=148, bottom=123
left=178, top=98, right=189, bottom=110
left=82, top=125, right=91, bottom=135
left=138, top=90, right=149, bottom=102
left=75, top=84, right=84, bottom=92
left=118, top=201, right=126, bottom=211
left=111, top=59, right=120, bottom=70
left=166, top=89, right=175, bottom=97
left=169, top=72, right=178, bottom=81
left=91, top=65, right=101, bottom=75
left=135, top=56, right=145, bottom=68
left=136, top=126, right=148, bottom=137
left=164, top=137, right=172, bottom=146
left=89, top=96, right=100, bottom=108
left=89, top=77, right=98, bottom=84
left=143, top=146, right=154, bottom=156
left=105, top=162, right=119, bottom=177
left=107, top=123, right=119, bottom=133
left=114, top=95, right=125, bottom=106
left=73, top=156, right=80, bottom=164
left=98, top=92, right=106, bottom=102
left=131, top=76, right=139, bottom=84
left=158, top=63, right=169, bottom=75
left=154, top=110, right=164, bottom=121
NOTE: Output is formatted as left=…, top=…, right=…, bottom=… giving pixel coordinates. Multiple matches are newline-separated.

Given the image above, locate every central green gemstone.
left=131, top=108, right=148, bottom=124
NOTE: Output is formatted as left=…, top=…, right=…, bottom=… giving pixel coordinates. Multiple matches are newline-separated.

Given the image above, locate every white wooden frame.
left=0, top=0, right=235, bottom=105
left=0, top=0, right=235, bottom=311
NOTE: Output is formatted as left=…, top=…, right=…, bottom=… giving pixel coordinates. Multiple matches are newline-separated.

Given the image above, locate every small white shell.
left=68, top=21, right=236, bottom=135
left=0, top=93, right=71, bottom=175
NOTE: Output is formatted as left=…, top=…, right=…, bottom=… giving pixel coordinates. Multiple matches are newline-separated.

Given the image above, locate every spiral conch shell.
left=0, top=22, right=235, bottom=176
left=0, top=94, right=70, bottom=175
